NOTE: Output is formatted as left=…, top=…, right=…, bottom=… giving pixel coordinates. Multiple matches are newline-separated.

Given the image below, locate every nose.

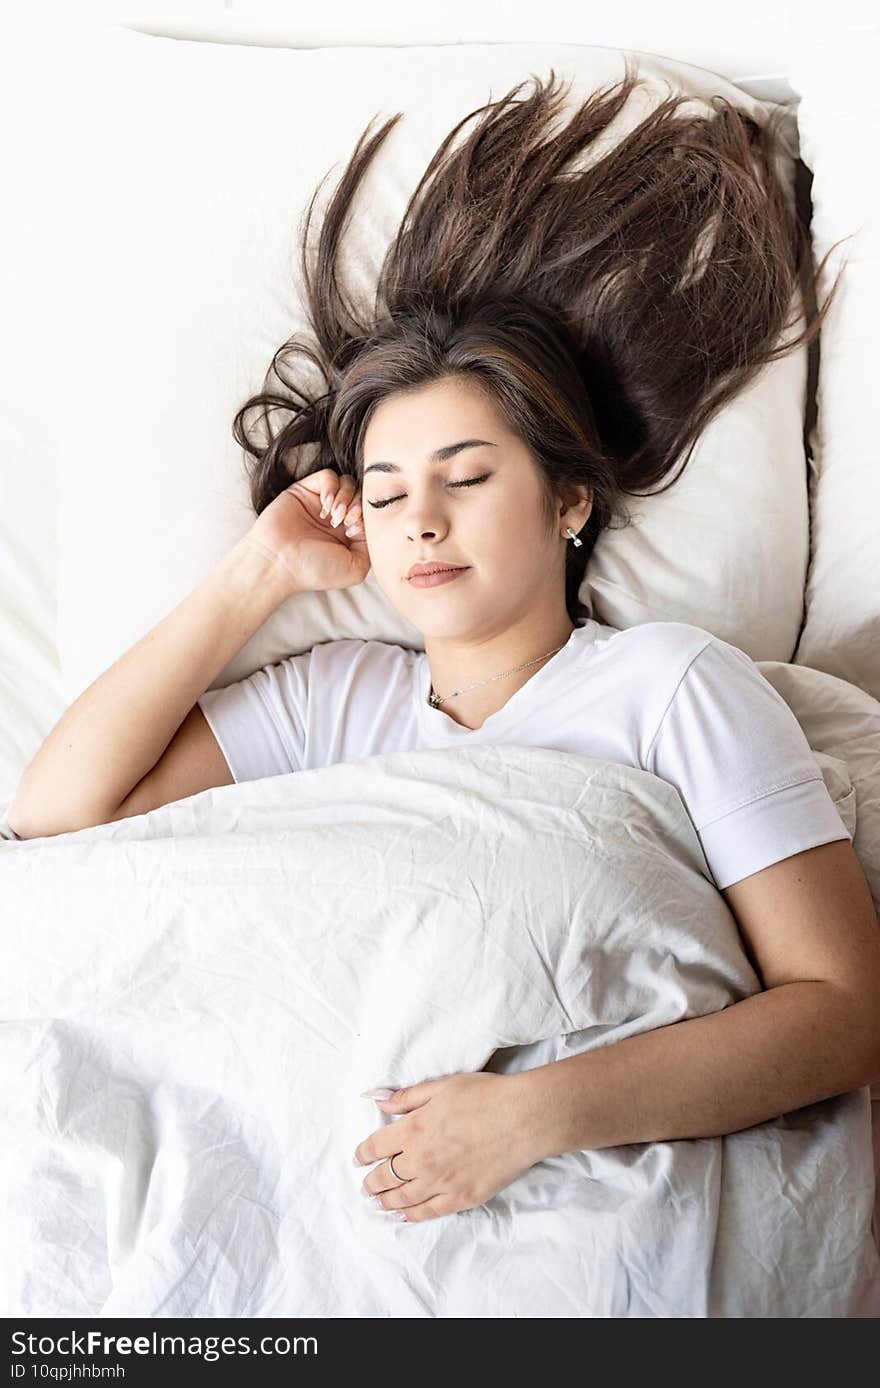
left=405, top=514, right=443, bottom=541
left=402, top=494, right=450, bottom=541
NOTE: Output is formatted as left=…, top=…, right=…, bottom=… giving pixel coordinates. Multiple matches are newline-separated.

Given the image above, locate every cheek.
left=490, top=494, right=543, bottom=542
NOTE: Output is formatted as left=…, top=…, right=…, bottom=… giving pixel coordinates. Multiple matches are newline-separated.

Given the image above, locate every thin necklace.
left=428, top=639, right=571, bottom=708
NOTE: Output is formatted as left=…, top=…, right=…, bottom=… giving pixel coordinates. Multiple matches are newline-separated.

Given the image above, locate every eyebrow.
left=363, top=439, right=497, bottom=476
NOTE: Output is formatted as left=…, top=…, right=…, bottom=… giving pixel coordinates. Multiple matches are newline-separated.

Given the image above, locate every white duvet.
left=1, top=744, right=878, bottom=1318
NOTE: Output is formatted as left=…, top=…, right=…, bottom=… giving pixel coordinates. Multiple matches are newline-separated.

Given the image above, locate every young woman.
left=11, top=62, right=879, bottom=1228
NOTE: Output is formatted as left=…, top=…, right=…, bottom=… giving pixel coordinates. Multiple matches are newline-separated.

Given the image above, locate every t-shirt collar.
left=415, top=620, right=594, bottom=736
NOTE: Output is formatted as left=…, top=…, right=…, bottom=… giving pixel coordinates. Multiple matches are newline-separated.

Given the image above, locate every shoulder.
left=609, top=619, right=716, bottom=655
left=305, top=637, right=420, bottom=708
left=604, top=619, right=718, bottom=683
left=641, top=625, right=793, bottom=751
left=245, top=638, right=417, bottom=721
left=610, top=623, right=785, bottom=706
left=307, top=637, right=419, bottom=677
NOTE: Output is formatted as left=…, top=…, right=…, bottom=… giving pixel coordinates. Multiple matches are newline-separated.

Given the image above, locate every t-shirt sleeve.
left=644, top=636, right=852, bottom=890
left=196, top=650, right=311, bottom=784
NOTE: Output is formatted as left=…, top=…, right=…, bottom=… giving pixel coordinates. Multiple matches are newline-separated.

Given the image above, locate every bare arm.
left=9, top=536, right=296, bottom=838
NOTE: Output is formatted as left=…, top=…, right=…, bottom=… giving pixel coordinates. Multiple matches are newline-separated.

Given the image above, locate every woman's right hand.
left=243, top=468, right=369, bottom=596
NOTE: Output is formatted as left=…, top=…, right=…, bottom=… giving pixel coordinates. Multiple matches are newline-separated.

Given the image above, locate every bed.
left=1, top=6, right=878, bottom=1317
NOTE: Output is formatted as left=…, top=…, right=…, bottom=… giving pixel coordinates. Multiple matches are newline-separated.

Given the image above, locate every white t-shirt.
left=196, top=619, right=851, bottom=891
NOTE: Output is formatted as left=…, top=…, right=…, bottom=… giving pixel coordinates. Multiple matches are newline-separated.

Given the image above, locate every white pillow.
left=788, top=31, right=880, bottom=704
left=58, top=27, right=810, bottom=701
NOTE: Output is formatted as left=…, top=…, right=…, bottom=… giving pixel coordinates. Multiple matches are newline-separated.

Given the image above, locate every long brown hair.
left=233, top=58, right=848, bottom=626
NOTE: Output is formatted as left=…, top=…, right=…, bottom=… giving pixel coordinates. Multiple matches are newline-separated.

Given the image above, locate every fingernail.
left=320, top=500, right=330, bottom=518
left=360, top=1088, right=394, bottom=1099
left=391, top=1211, right=408, bottom=1222
left=345, top=526, right=361, bottom=537
left=331, top=505, right=345, bottom=527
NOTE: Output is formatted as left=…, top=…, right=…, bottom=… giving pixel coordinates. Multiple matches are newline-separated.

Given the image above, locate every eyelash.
left=367, top=473, right=492, bottom=509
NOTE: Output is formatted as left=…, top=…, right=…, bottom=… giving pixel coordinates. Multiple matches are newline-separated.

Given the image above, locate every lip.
left=406, top=562, right=467, bottom=579
left=407, top=565, right=470, bottom=589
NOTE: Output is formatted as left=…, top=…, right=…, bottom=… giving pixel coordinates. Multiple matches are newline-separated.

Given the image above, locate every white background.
left=5, top=2, right=877, bottom=78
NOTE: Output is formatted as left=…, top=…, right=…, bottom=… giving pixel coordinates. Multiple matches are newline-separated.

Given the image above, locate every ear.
left=561, top=486, right=592, bottom=529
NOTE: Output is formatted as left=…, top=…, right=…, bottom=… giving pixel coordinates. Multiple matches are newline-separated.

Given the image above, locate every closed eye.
left=367, top=473, right=492, bottom=509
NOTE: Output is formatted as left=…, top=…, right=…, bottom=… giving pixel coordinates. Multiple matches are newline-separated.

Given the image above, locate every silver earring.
left=565, top=526, right=583, bottom=548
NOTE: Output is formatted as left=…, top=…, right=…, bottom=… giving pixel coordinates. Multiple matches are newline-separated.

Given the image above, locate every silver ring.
left=388, top=1153, right=408, bottom=1182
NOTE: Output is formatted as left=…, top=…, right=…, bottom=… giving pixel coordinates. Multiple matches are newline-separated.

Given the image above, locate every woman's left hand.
left=352, top=1070, right=544, bottom=1223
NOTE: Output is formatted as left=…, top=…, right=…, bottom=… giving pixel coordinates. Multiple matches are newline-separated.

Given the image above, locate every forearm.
left=10, top=536, right=294, bottom=837
left=515, top=982, right=880, bottom=1160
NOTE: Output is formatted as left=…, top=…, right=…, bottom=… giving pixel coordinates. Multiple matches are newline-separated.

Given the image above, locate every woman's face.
left=359, top=376, right=580, bottom=640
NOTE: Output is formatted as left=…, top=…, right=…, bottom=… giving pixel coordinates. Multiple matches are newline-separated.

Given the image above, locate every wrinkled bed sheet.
left=1, top=743, right=878, bottom=1318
